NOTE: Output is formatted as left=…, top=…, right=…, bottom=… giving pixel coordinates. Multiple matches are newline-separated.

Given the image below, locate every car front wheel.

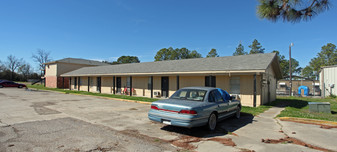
left=18, top=85, right=23, bottom=88
left=207, top=113, right=217, bottom=131
left=0, top=85, right=3, bottom=88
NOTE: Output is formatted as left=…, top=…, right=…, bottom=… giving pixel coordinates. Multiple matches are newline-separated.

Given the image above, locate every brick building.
left=44, top=58, right=108, bottom=88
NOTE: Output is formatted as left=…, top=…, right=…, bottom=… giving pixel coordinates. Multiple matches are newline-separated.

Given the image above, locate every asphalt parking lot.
left=0, top=88, right=336, bottom=152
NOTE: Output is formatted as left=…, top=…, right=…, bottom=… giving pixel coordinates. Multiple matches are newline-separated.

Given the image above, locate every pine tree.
left=257, top=0, right=330, bottom=23
left=233, top=43, right=247, bottom=56
left=206, top=49, right=219, bottom=58
left=249, top=39, right=265, bottom=54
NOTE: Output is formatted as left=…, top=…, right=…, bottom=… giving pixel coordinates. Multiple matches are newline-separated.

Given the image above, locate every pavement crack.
left=262, top=118, right=336, bottom=152
left=0, top=119, right=11, bottom=127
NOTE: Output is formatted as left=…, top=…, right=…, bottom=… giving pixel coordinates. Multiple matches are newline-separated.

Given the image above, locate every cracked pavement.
left=0, top=88, right=336, bottom=152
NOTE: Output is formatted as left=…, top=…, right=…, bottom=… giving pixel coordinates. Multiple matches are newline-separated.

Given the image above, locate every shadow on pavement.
left=269, top=98, right=308, bottom=108
left=160, top=112, right=254, bottom=138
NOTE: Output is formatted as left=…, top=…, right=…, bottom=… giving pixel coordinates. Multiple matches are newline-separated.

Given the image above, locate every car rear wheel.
left=18, top=85, right=23, bottom=88
left=235, top=106, right=241, bottom=119
left=0, top=85, right=3, bottom=88
left=207, top=113, right=217, bottom=131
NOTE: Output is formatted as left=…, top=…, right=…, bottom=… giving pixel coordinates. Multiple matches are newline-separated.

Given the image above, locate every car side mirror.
left=230, top=96, right=235, bottom=100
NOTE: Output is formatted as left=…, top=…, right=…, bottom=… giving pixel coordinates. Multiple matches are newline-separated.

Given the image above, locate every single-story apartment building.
left=44, top=58, right=109, bottom=88
left=319, top=65, right=337, bottom=97
left=61, top=53, right=282, bottom=107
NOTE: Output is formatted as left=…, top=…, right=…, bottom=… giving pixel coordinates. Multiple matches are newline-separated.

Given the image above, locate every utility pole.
left=289, top=43, right=294, bottom=96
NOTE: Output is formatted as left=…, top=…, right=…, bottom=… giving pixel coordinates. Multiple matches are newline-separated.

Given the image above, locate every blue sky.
left=1, top=0, right=336, bottom=72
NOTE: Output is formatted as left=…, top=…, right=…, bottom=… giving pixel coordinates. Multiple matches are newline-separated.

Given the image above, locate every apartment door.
left=116, top=77, right=122, bottom=93
left=161, top=77, right=169, bottom=98
left=97, top=77, right=101, bottom=93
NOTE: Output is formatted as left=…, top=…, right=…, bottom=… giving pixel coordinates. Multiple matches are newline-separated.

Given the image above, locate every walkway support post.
left=177, top=76, right=179, bottom=90
left=151, top=76, right=153, bottom=98
left=253, top=74, right=257, bottom=107
left=130, top=76, right=132, bottom=96
left=113, top=76, right=116, bottom=94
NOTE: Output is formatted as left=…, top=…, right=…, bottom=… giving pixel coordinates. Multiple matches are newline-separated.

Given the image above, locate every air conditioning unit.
left=154, top=91, right=161, bottom=97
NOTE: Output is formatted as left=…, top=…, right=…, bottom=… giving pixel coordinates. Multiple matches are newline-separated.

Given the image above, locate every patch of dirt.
left=167, top=134, right=237, bottom=150
left=320, top=125, right=337, bottom=129
left=207, top=137, right=236, bottom=146
left=129, top=108, right=138, bottom=110
left=86, top=145, right=123, bottom=152
left=170, top=136, right=201, bottom=150
left=280, top=118, right=337, bottom=129
left=230, top=132, right=239, bottom=136
left=239, top=149, right=255, bottom=152
left=261, top=136, right=335, bottom=152
left=0, top=92, right=6, bottom=96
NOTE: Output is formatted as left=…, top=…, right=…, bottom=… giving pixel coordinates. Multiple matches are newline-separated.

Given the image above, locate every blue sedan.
left=148, top=87, right=241, bottom=131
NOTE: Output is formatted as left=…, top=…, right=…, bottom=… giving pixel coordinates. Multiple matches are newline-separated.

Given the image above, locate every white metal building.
left=319, top=65, right=337, bottom=97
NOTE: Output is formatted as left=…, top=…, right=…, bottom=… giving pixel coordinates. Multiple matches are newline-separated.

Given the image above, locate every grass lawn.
left=26, top=84, right=159, bottom=102
left=241, top=105, right=272, bottom=116
left=270, top=96, right=337, bottom=122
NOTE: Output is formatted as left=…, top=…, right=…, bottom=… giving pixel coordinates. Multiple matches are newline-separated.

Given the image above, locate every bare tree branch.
left=5, top=55, right=23, bottom=80
left=32, top=49, right=52, bottom=72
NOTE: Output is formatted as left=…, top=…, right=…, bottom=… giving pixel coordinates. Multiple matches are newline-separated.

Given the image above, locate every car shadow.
left=160, top=112, right=254, bottom=138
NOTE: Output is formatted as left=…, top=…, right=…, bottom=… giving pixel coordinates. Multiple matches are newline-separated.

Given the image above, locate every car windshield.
left=170, top=89, right=207, bottom=101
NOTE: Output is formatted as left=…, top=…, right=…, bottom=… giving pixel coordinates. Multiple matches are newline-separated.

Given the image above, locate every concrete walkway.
left=194, top=107, right=337, bottom=152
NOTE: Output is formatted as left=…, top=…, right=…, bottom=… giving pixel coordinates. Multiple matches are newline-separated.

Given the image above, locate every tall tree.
left=309, top=43, right=337, bottom=72
left=302, top=66, right=316, bottom=79
left=18, top=63, right=32, bottom=81
left=189, top=50, right=202, bottom=58
left=5, top=55, right=23, bottom=80
left=233, top=43, right=247, bottom=56
left=0, top=61, right=6, bottom=72
left=206, top=49, right=219, bottom=58
left=249, top=39, right=265, bottom=54
left=257, top=0, right=330, bottom=23
left=116, top=56, right=140, bottom=64
left=272, top=50, right=300, bottom=77
left=154, top=47, right=202, bottom=61
left=32, top=49, right=52, bottom=74
left=154, top=48, right=173, bottom=61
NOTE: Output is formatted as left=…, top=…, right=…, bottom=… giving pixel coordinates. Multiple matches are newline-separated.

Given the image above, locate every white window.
left=230, top=77, right=240, bottom=94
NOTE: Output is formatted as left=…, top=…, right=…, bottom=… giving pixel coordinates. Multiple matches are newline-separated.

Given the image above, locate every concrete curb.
left=27, top=88, right=153, bottom=105
left=279, top=117, right=337, bottom=127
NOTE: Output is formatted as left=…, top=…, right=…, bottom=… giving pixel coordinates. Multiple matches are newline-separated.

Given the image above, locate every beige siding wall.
left=261, top=66, right=277, bottom=105
left=133, top=76, right=148, bottom=96
left=216, top=75, right=230, bottom=91
left=169, top=76, right=177, bottom=97
left=57, top=63, right=95, bottom=76
left=238, top=75, right=261, bottom=107
left=152, top=76, right=161, bottom=96
left=45, top=64, right=57, bottom=76
left=79, top=77, right=88, bottom=92
left=89, top=77, right=98, bottom=92
left=101, top=77, right=113, bottom=94
left=180, top=76, right=205, bottom=88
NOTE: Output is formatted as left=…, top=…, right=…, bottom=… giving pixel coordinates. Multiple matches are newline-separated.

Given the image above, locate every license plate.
left=162, top=120, right=171, bottom=125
